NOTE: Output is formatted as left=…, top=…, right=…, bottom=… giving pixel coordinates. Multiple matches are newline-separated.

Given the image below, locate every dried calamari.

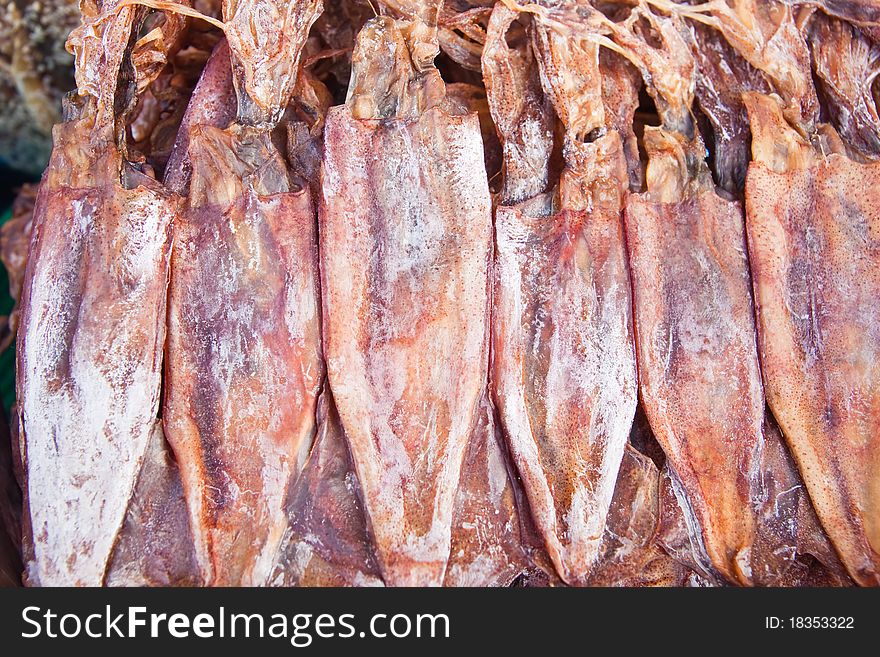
left=16, top=5, right=175, bottom=586
left=6, top=0, right=879, bottom=588
left=162, top=0, right=324, bottom=586
left=320, top=11, right=493, bottom=585
left=744, top=90, right=880, bottom=586
left=488, top=3, right=637, bottom=584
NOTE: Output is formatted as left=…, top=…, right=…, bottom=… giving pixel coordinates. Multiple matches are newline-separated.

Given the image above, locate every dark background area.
left=0, top=164, right=37, bottom=417
left=0, top=164, right=31, bottom=207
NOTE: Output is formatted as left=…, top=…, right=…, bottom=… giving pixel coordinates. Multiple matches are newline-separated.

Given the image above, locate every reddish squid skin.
left=16, top=123, right=174, bottom=586
left=625, top=188, right=765, bottom=586
left=163, top=39, right=236, bottom=196
left=491, top=134, right=637, bottom=586
left=320, top=104, right=493, bottom=587
left=163, top=135, right=323, bottom=586
left=745, top=153, right=880, bottom=587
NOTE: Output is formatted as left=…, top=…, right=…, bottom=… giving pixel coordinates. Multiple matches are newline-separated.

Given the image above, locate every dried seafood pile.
left=1, top=0, right=879, bottom=587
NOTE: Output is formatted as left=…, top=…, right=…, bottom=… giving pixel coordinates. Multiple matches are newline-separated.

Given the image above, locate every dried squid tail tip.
left=809, top=12, right=880, bottom=159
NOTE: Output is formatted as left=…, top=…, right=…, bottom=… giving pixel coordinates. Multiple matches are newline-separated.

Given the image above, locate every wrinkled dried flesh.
left=493, top=135, right=637, bottom=584
left=16, top=124, right=174, bottom=586
left=125, top=22, right=228, bottom=201
left=641, top=126, right=712, bottom=203
left=556, top=131, right=628, bottom=213
left=785, top=0, right=880, bottom=26
left=284, top=70, right=334, bottom=195
left=438, top=6, right=492, bottom=72
left=809, top=12, right=880, bottom=160
left=222, top=0, right=323, bottom=125
left=105, top=422, right=200, bottom=586
left=484, top=6, right=641, bottom=190
left=164, top=38, right=236, bottom=195
left=625, top=181, right=766, bottom=586
left=41, top=112, right=123, bottom=189
left=690, top=22, right=770, bottom=193
left=531, top=15, right=604, bottom=140
left=65, top=3, right=187, bottom=146
left=131, top=8, right=188, bottom=94
left=502, top=2, right=648, bottom=167
left=482, top=5, right=554, bottom=204
left=346, top=16, right=450, bottom=120
left=747, top=418, right=805, bottom=585
left=287, top=68, right=334, bottom=134
left=648, top=0, right=818, bottom=129
left=599, top=49, right=642, bottom=190
left=657, top=413, right=852, bottom=586
left=602, top=4, right=696, bottom=136
left=656, top=464, right=720, bottom=581
left=186, top=123, right=292, bottom=206
left=753, top=418, right=852, bottom=586
left=379, top=0, right=445, bottom=24
left=741, top=93, right=817, bottom=171
left=320, top=105, right=492, bottom=586
left=65, top=2, right=140, bottom=135
left=744, top=98, right=880, bottom=586
left=163, top=126, right=323, bottom=585
left=527, top=7, right=648, bottom=198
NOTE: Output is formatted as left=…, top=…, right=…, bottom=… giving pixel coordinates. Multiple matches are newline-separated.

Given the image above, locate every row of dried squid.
left=2, top=0, right=879, bottom=587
